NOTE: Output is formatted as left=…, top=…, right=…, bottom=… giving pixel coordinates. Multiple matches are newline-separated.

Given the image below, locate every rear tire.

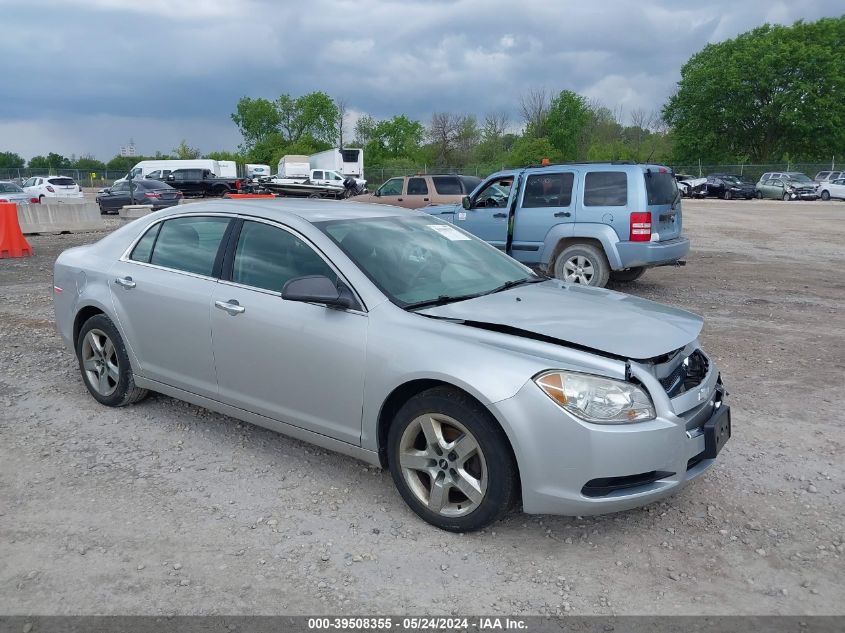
left=821, top=190, right=831, bottom=201
left=76, top=314, right=148, bottom=407
left=387, top=387, right=518, bottom=532
left=610, top=267, right=646, bottom=283
left=782, top=192, right=791, bottom=201
left=723, top=190, right=732, bottom=200
left=553, top=243, right=610, bottom=287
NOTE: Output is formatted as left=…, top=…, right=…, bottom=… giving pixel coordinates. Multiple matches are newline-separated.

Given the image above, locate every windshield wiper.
left=403, top=293, right=483, bottom=311
left=484, top=275, right=547, bottom=296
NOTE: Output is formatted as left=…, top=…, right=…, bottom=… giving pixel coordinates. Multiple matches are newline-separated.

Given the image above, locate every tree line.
left=2, top=15, right=841, bottom=174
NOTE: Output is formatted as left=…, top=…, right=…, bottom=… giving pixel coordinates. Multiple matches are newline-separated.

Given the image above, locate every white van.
left=246, top=164, right=272, bottom=179
left=119, top=160, right=233, bottom=183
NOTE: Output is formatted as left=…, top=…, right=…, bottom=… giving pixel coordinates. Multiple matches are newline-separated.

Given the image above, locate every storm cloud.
left=2, top=0, right=842, bottom=159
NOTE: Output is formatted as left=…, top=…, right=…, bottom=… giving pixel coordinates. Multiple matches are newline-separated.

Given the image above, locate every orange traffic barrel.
left=223, top=193, right=277, bottom=199
left=0, top=202, right=33, bottom=259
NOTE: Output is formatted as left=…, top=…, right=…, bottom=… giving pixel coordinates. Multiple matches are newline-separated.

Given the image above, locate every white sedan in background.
left=22, top=176, right=84, bottom=202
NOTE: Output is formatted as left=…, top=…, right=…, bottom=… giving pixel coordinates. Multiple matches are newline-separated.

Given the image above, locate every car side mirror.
left=462, top=196, right=471, bottom=210
left=103, top=188, right=111, bottom=194
left=282, top=275, right=351, bottom=309
left=166, top=175, right=175, bottom=181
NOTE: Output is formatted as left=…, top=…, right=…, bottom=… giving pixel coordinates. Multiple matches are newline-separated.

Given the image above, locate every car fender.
left=539, top=223, right=622, bottom=269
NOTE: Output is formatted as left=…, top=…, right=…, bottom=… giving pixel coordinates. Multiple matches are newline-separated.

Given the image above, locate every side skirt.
left=133, top=376, right=382, bottom=467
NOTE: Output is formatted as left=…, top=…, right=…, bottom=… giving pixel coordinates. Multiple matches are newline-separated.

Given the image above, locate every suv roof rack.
left=524, top=160, right=641, bottom=169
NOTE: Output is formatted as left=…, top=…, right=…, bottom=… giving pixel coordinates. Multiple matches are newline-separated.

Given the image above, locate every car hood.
left=422, top=203, right=461, bottom=215
left=418, top=280, right=703, bottom=360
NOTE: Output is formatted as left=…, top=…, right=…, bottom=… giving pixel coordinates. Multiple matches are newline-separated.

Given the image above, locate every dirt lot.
left=1, top=198, right=843, bottom=616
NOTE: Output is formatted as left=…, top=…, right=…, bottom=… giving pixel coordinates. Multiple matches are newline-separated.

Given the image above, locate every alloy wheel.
left=561, top=255, right=595, bottom=284
left=81, top=329, right=120, bottom=396
left=398, top=414, right=488, bottom=517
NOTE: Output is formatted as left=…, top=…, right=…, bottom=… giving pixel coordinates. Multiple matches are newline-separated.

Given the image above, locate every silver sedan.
left=53, top=200, right=731, bottom=531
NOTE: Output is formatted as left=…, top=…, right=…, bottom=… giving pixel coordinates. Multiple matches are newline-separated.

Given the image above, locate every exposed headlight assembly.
left=534, top=371, right=655, bottom=424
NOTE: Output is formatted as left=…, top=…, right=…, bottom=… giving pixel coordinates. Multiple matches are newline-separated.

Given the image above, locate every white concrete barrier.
left=118, top=205, right=154, bottom=222
left=17, top=201, right=105, bottom=235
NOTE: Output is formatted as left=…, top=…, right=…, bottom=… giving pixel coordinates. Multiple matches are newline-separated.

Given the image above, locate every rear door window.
left=129, top=223, right=162, bottom=263
left=313, top=171, right=324, bottom=180
left=407, top=178, right=428, bottom=195
left=432, top=176, right=461, bottom=195
left=584, top=172, right=628, bottom=206
left=522, top=173, right=574, bottom=208
left=644, top=171, right=678, bottom=205
left=149, top=216, right=230, bottom=276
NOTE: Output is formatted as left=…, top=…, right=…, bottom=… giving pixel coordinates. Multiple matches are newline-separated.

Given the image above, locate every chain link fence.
left=0, top=168, right=126, bottom=188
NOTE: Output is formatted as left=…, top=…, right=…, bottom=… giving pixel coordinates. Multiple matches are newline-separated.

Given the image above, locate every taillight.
left=31, top=197, right=39, bottom=203
left=630, top=212, right=652, bottom=242
left=144, top=191, right=161, bottom=198
left=175, top=191, right=183, bottom=197
left=46, top=185, right=55, bottom=192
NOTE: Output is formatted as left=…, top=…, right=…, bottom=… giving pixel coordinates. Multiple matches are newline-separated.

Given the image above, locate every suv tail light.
left=46, top=185, right=55, bottom=193
left=630, top=212, right=652, bottom=242
left=144, top=191, right=161, bottom=198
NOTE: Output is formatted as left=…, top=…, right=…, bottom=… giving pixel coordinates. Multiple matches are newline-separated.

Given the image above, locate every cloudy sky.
left=1, top=0, right=841, bottom=161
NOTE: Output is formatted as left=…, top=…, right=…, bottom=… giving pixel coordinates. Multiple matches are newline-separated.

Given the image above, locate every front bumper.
left=490, top=356, right=727, bottom=516
left=615, top=236, right=690, bottom=269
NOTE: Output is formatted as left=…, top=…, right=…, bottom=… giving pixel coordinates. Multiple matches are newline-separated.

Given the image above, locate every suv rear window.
left=432, top=176, right=461, bottom=195
left=584, top=172, right=627, bottom=206
left=48, top=177, right=75, bottom=186
left=645, top=171, right=679, bottom=205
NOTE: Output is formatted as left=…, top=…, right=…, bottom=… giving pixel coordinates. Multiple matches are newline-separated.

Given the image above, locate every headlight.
left=534, top=371, right=655, bottom=424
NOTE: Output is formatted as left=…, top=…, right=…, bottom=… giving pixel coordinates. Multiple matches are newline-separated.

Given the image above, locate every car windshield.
left=788, top=174, right=813, bottom=183
left=0, top=183, right=24, bottom=193
left=317, top=215, right=541, bottom=309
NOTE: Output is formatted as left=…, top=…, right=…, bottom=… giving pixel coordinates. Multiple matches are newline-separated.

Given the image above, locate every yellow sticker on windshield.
left=426, top=224, right=471, bottom=241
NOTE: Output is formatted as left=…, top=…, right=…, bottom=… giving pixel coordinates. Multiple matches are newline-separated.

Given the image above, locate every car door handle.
left=114, top=276, right=136, bottom=289
left=397, top=198, right=403, bottom=202
left=493, top=213, right=507, bottom=218
left=554, top=211, right=571, bottom=218
left=214, top=299, right=245, bottom=315
left=423, top=197, right=429, bottom=201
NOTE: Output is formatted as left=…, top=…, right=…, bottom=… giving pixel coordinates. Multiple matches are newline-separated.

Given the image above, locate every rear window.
left=584, top=172, right=627, bottom=206
left=432, top=176, right=461, bottom=195
left=644, top=171, right=678, bottom=205
left=48, top=177, right=75, bottom=186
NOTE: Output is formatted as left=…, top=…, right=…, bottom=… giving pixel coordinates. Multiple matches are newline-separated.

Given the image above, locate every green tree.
left=71, top=154, right=106, bottom=172
left=231, top=97, right=281, bottom=150
left=205, top=151, right=243, bottom=162
left=508, top=137, right=562, bottom=167
left=277, top=92, right=339, bottom=145
left=173, top=140, right=201, bottom=159
left=106, top=156, right=140, bottom=172
left=0, top=151, right=25, bottom=169
left=357, top=115, right=425, bottom=166
left=663, top=16, right=845, bottom=162
left=545, top=90, right=592, bottom=161
left=29, top=153, right=71, bottom=169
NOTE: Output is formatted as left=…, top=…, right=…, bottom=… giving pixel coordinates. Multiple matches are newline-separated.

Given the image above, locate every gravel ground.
left=0, top=199, right=843, bottom=616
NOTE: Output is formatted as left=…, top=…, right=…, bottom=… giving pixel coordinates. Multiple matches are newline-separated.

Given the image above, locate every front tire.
left=783, top=192, right=791, bottom=201
left=821, top=190, right=830, bottom=201
left=387, top=387, right=518, bottom=532
left=723, top=190, right=732, bottom=200
left=610, top=266, right=646, bottom=282
left=77, top=314, right=148, bottom=407
left=553, top=243, right=610, bottom=287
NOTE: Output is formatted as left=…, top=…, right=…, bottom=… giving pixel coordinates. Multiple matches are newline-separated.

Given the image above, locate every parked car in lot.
left=0, top=181, right=36, bottom=205
left=95, top=179, right=182, bottom=214
left=424, top=163, right=688, bottom=287
left=757, top=171, right=815, bottom=190
left=756, top=176, right=819, bottom=201
left=355, top=174, right=482, bottom=209
left=159, top=168, right=242, bottom=198
left=53, top=199, right=729, bottom=531
left=692, top=174, right=757, bottom=200
left=813, top=170, right=844, bottom=184
left=22, top=176, right=84, bottom=202
left=817, top=177, right=845, bottom=201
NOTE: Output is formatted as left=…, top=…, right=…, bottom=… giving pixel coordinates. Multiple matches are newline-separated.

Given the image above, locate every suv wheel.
left=820, top=190, right=830, bottom=201
left=609, top=267, right=646, bottom=283
left=554, top=243, right=610, bottom=287
left=723, top=190, right=732, bottom=200
left=77, top=314, right=148, bottom=407
left=387, top=387, right=518, bottom=532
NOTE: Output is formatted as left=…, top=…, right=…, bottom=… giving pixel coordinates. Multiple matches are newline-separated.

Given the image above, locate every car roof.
left=159, top=198, right=414, bottom=224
